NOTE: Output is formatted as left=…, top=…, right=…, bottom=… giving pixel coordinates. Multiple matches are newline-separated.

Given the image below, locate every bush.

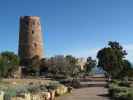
left=109, top=83, right=128, bottom=97
left=5, top=87, right=17, bottom=97
left=127, top=91, right=133, bottom=100
left=71, top=79, right=81, bottom=88
left=27, top=84, right=40, bottom=93
left=110, top=79, right=130, bottom=87
left=108, top=81, right=133, bottom=100
left=119, top=81, right=130, bottom=87
left=111, top=80, right=121, bottom=85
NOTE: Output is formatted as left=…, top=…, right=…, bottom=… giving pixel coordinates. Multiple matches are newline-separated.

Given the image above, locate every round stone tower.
left=18, top=16, right=44, bottom=66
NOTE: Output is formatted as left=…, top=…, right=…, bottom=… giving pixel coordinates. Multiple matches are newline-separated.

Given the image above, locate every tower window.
left=25, top=20, right=29, bottom=26
left=33, top=21, right=35, bottom=25
left=33, top=20, right=36, bottom=25
left=34, top=43, right=37, bottom=48
left=32, top=30, right=34, bottom=34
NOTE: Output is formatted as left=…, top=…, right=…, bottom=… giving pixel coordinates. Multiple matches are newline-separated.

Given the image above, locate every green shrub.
left=108, top=81, right=133, bottom=100
left=114, top=91, right=133, bottom=100
left=111, top=80, right=121, bottom=85
left=39, top=84, right=48, bottom=91
left=111, top=79, right=130, bottom=87
left=119, top=81, right=130, bottom=87
left=27, top=84, right=41, bottom=93
left=109, top=83, right=128, bottom=97
left=5, top=87, right=17, bottom=97
left=46, top=82, right=61, bottom=90
left=115, top=92, right=129, bottom=100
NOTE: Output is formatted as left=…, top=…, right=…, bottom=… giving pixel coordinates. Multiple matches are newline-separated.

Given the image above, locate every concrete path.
left=56, top=81, right=109, bottom=100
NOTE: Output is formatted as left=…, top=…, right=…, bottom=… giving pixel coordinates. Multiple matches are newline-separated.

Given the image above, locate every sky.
left=0, top=0, right=133, bottom=62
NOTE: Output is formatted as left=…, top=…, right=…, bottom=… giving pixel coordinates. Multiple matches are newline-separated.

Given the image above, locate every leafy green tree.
left=48, top=55, right=67, bottom=75
left=97, top=41, right=127, bottom=79
left=65, top=55, right=81, bottom=77
left=47, top=55, right=81, bottom=78
left=65, top=55, right=78, bottom=65
left=118, top=60, right=133, bottom=79
left=84, top=57, right=96, bottom=75
left=0, top=51, right=19, bottom=77
left=127, top=67, right=133, bottom=78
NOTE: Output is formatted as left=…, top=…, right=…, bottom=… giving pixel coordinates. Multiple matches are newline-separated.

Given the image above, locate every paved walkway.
left=56, top=81, right=109, bottom=100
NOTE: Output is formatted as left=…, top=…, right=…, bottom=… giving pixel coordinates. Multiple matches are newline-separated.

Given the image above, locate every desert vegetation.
left=0, top=50, right=96, bottom=99
left=0, top=51, right=20, bottom=78
left=0, top=79, right=69, bottom=100
left=97, top=41, right=133, bottom=80
left=97, top=41, right=133, bottom=100
left=0, top=41, right=133, bottom=100
left=108, top=80, right=133, bottom=100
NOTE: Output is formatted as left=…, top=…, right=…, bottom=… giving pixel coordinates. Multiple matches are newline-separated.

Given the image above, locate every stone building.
left=18, top=16, right=44, bottom=66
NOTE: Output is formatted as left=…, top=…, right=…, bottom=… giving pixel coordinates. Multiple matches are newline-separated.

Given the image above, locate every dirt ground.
left=56, top=81, right=109, bottom=100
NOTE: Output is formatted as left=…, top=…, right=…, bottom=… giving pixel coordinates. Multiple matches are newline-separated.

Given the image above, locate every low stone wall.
left=10, top=91, right=53, bottom=100
left=0, top=85, right=68, bottom=100
left=0, top=79, right=70, bottom=100
left=0, top=91, right=4, bottom=100
left=55, top=85, right=68, bottom=96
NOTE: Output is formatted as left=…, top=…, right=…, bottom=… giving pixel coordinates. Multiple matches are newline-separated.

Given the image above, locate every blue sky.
left=0, top=0, right=133, bottom=62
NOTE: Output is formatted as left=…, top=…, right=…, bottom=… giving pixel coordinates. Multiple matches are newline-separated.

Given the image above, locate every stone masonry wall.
left=18, top=16, right=44, bottom=65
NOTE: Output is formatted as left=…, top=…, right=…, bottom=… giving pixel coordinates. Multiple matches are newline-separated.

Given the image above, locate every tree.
left=84, top=57, right=96, bottom=75
left=27, top=55, right=41, bottom=76
left=47, top=55, right=81, bottom=78
left=65, top=55, right=78, bottom=65
left=0, top=51, right=19, bottom=77
left=48, top=55, right=67, bottom=76
left=117, top=60, right=133, bottom=79
left=40, top=58, right=48, bottom=75
left=65, top=55, right=81, bottom=77
left=97, top=41, right=128, bottom=79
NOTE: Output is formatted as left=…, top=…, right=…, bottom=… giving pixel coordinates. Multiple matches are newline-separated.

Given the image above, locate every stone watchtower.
left=18, top=16, right=44, bottom=66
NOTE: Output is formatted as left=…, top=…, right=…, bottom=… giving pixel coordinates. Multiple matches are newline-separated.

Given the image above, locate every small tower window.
left=34, top=43, right=37, bottom=48
left=33, top=21, right=35, bottom=25
left=25, top=20, right=29, bottom=26
left=32, top=30, right=34, bottom=34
